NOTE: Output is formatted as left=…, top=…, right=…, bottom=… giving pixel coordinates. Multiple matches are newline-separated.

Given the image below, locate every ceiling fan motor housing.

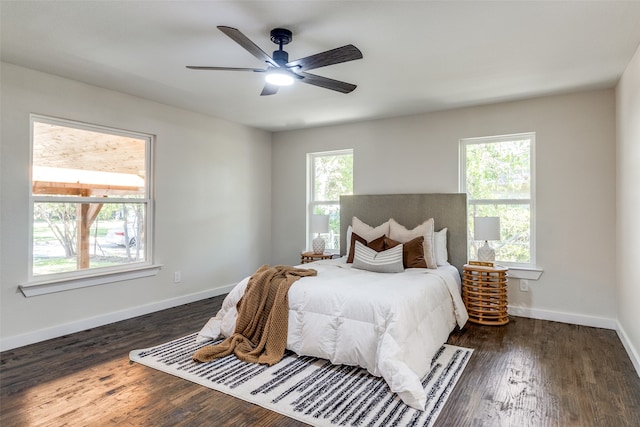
left=272, top=49, right=289, bottom=66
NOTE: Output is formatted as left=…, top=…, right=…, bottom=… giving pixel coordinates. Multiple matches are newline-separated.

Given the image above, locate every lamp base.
left=477, top=241, right=495, bottom=262
left=312, top=236, right=325, bottom=254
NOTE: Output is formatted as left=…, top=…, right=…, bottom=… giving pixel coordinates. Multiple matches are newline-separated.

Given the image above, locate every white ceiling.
left=2, top=1, right=640, bottom=132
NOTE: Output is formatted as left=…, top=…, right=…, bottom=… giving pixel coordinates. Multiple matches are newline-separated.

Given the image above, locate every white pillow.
left=389, top=218, right=437, bottom=269
left=352, top=241, right=404, bottom=273
left=352, top=217, right=389, bottom=242
left=434, top=228, right=449, bottom=266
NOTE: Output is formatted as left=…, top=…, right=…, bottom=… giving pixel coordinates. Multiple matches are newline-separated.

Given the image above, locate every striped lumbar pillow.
left=352, top=240, right=404, bottom=273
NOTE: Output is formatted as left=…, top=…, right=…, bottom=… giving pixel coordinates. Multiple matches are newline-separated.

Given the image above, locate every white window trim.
left=459, top=132, right=541, bottom=272
left=307, top=149, right=353, bottom=254
left=25, top=114, right=157, bottom=296
left=19, top=264, right=163, bottom=297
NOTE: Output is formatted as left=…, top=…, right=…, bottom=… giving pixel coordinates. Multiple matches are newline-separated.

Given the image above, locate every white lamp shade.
left=474, top=217, right=500, bottom=241
left=311, top=214, right=330, bottom=234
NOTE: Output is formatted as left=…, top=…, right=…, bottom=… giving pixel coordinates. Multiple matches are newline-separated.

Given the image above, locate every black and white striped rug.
left=130, top=333, right=472, bottom=427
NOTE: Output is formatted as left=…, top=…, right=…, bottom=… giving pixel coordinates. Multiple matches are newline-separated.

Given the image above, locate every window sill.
left=501, top=265, right=544, bottom=280
left=19, top=264, right=163, bottom=297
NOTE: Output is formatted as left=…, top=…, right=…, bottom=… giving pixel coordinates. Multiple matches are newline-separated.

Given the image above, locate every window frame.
left=22, top=114, right=159, bottom=296
left=459, top=132, right=537, bottom=269
left=306, top=149, right=353, bottom=254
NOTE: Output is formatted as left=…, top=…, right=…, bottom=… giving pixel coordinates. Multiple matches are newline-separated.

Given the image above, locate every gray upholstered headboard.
left=340, top=193, right=468, bottom=273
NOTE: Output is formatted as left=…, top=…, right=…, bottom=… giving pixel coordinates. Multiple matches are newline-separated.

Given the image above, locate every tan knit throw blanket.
left=193, top=264, right=317, bottom=366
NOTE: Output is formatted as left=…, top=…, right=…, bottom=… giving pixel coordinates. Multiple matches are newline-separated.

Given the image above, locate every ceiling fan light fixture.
left=265, top=69, right=294, bottom=86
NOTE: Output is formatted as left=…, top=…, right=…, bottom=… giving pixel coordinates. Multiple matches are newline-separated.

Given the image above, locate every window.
left=460, top=133, right=535, bottom=266
left=27, top=115, right=155, bottom=290
left=307, top=149, right=353, bottom=253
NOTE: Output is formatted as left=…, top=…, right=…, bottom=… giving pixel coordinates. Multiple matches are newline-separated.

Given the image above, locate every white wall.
left=272, top=90, right=617, bottom=327
left=616, top=44, right=640, bottom=374
left=0, top=63, right=272, bottom=349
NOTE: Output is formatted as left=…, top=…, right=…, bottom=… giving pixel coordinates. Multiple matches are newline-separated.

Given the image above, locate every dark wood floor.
left=2, top=296, right=639, bottom=427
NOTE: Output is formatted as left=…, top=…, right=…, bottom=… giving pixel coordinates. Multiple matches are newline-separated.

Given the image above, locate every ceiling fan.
left=187, top=26, right=363, bottom=96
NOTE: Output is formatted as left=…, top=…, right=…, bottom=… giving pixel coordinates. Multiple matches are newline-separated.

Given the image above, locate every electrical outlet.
left=520, top=279, right=529, bottom=292
left=174, top=271, right=181, bottom=283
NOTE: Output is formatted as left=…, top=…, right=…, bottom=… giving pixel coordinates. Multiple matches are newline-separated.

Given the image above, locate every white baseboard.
left=0, top=284, right=236, bottom=352
left=507, top=305, right=618, bottom=330
left=616, top=322, right=640, bottom=377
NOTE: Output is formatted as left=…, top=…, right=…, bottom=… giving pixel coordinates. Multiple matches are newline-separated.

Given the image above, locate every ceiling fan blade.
left=186, top=66, right=267, bottom=72
left=297, top=72, right=357, bottom=94
left=217, top=26, right=278, bottom=68
left=286, top=45, right=363, bottom=72
left=260, top=83, right=279, bottom=96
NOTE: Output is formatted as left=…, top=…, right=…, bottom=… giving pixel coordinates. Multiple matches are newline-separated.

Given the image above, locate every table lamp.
left=311, top=214, right=329, bottom=254
left=474, top=217, right=500, bottom=262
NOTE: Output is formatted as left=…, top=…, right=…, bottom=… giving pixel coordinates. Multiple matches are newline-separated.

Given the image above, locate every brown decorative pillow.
left=347, top=233, right=386, bottom=263
left=389, top=218, right=437, bottom=269
left=367, top=235, right=386, bottom=252
left=347, top=233, right=366, bottom=263
left=384, top=236, right=427, bottom=268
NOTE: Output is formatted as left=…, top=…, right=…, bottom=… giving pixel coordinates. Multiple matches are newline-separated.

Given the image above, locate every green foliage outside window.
left=313, top=154, right=353, bottom=202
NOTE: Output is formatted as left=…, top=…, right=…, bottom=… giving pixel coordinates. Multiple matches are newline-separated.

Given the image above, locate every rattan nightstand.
left=462, top=264, right=509, bottom=325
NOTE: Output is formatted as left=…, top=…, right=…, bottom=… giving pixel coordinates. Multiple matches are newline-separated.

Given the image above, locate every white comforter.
left=196, top=257, right=468, bottom=410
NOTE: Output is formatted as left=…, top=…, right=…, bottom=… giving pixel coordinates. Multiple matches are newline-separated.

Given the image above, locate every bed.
left=197, top=193, right=469, bottom=410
